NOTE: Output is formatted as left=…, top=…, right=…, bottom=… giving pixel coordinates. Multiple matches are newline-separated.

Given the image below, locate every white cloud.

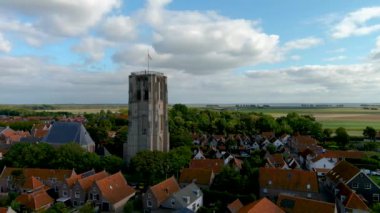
left=283, top=37, right=323, bottom=51
left=0, top=0, right=121, bottom=37
left=100, top=15, right=136, bottom=41
left=73, top=37, right=113, bottom=61
left=369, top=36, right=380, bottom=61
left=331, top=7, right=380, bottom=39
left=245, top=63, right=380, bottom=102
left=324, top=55, right=346, bottom=62
left=115, top=0, right=281, bottom=75
left=0, top=33, right=11, bottom=52
left=290, top=55, right=301, bottom=61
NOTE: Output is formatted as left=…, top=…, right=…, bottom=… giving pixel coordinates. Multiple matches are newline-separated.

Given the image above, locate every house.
left=16, top=188, right=54, bottom=212
left=31, top=123, right=51, bottom=139
left=179, top=168, right=215, bottom=189
left=143, top=176, right=181, bottom=210
left=161, top=183, right=203, bottom=212
left=307, top=150, right=367, bottom=177
left=0, top=127, right=30, bottom=144
left=277, top=194, right=336, bottom=213
left=239, top=197, right=284, bottom=213
left=189, top=159, right=224, bottom=174
left=289, top=135, right=322, bottom=154
left=15, top=177, right=54, bottom=212
left=58, top=169, right=96, bottom=201
left=334, top=182, right=369, bottom=213
left=69, top=171, right=108, bottom=207
left=89, top=172, right=136, bottom=212
left=193, top=149, right=206, bottom=160
left=325, top=160, right=380, bottom=206
left=259, top=168, right=320, bottom=200
left=273, top=139, right=284, bottom=152
left=261, top=132, right=275, bottom=140
left=0, top=167, right=75, bottom=194
left=227, top=199, right=243, bottom=213
left=42, top=121, right=95, bottom=152
left=266, top=154, right=289, bottom=169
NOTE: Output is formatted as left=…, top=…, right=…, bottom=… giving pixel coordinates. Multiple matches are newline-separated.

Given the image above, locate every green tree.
left=335, top=127, right=350, bottom=148
left=130, top=150, right=166, bottom=185
left=79, top=201, right=95, bottom=213
left=45, top=202, right=70, bottom=213
left=212, top=166, right=245, bottom=194
left=100, top=155, right=125, bottom=173
left=363, top=126, right=377, bottom=142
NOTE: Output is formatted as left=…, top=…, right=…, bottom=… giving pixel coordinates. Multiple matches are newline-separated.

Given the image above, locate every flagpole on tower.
left=147, top=50, right=152, bottom=72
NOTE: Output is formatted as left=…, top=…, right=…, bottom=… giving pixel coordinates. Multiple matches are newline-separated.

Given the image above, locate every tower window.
left=137, top=90, right=141, bottom=101
left=144, top=90, right=149, bottom=100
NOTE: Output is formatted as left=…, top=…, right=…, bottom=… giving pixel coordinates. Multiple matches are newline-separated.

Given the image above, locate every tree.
left=100, top=155, right=125, bottom=173
left=323, top=128, right=333, bottom=140
left=212, top=166, right=245, bottom=194
left=335, top=127, right=350, bottom=148
left=45, top=202, right=70, bottom=213
left=363, top=126, right=377, bottom=142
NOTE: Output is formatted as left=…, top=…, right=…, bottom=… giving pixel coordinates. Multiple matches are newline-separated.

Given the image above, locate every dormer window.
left=307, top=184, right=311, bottom=190
left=268, top=180, right=272, bottom=185
left=352, top=183, right=358, bottom=189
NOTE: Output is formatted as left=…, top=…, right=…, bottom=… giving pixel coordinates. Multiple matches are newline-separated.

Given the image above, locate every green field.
left=4, top=104, right=380, bottom=136
left=239, top=107, right=380, bottom=136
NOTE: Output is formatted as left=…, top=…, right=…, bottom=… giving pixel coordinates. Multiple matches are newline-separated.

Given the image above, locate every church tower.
left=124, top=71, right=169, bottom=162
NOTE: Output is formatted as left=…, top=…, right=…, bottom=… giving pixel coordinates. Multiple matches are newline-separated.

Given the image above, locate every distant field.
left=242, top=107, right=380, bottom=136
left=36, top=104, right=128, bottom=114
left=6, top=104, right=379, bottom=136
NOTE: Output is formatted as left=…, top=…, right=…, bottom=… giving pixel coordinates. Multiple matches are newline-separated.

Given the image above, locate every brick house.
left=325, top=160, right=380, bottom=206
left=143, top=176, right=180, bottom=211
left=88, top=172, right=135, bottom=212
left=179, top=168, right=215, bottom=189
left=259, top=167, right=320, bottom=200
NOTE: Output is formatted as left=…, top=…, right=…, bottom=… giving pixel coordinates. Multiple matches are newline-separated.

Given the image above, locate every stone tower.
left=125, top=71, right=169, bottom=162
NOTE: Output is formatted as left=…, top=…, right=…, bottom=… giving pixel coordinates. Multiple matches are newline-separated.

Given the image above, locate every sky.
left=0, top=0, right=380, bottom=104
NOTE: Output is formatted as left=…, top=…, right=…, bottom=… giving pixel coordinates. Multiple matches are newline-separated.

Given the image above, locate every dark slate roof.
left=42, top=122, right=95, bottom=147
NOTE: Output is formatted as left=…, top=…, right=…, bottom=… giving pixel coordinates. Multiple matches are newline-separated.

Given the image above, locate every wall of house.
left=142, top=189, right=159, bottom=210
left=260, top=188, right=321, bottom=201
left=70, top=184, right=87, bottom=207
left=347, top=172, right=380, bottom=206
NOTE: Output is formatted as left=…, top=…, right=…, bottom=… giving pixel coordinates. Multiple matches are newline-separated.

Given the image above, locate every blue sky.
left=0, top=0, right=380, bottom=104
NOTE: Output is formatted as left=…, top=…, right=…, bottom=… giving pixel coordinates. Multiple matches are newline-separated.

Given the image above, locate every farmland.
left=243, top=107, right=380, bottom=136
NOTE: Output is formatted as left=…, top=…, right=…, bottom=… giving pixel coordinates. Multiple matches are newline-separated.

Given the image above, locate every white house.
left=161, top=183, right=203, bottom=212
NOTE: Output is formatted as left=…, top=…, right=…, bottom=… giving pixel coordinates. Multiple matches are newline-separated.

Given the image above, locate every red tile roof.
left=189, top=159, right=224, bottom=173
left=95, top=172, right=135, bottom=204
left=259, top=168, right=319, bottom=193
left=267, top=154, right=286, bottom=168
left=0, top=167, right=75, bottom=182
left=179, top=168, right=214, bottom=186
left=313, top=150, right=366, bottom=162
left=0, top=208, right=7, bottom=213
left=23, top=176, right=44, bottom=190
left=15, top=189, right=54, bottom=210
left=78, top=171, right=108, bottom=192
left=335, top=182, right=369, bottom=211
left=149, top=176, right=180, bottom=205
left=326, top=161, right=360, bottom=184
left=277, top=194, right=335, bottom=213
left=227, top=199, right=243, bottom=213
left=239, top=197, right=284, bottom=213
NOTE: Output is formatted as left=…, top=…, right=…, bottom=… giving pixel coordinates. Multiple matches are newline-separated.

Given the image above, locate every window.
left=365, top=183, right=372, bottom=189
left=144, top=90, right=149, bottom=100
left=307, top=193, right=312, bottom=198
left=75, top=191, right=80, bottom=198
left=373, top=194, right=379, bottom=202
left=352, top=183, right=358, bottom=189
left=171, top=199, right=175, bottom=206
left=263, top=188, right=268, bottom=193
left=307, top=184, right=311, bottom=190
left=147, top=200, right=152, bottom=207
left=268, top=180, right=272, bottom=185
left=63, top=190, right=68, bottom=197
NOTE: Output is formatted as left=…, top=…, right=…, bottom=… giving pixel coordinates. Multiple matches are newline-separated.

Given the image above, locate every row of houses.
left=0, top=167, right=135, bottom=212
